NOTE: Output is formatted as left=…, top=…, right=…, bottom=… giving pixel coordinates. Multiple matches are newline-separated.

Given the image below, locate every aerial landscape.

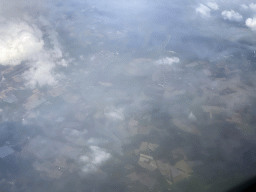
left=0, top=0, right=256, bottom=191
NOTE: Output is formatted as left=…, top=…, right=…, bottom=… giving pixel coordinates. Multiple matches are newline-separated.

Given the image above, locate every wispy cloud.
left=196, top=4, right=211, bottom=18
left=241, top=4, right=249, bottom=10
left=249, top=3, right=256, bottom=11
left=207, top=2, right=219, bottom=10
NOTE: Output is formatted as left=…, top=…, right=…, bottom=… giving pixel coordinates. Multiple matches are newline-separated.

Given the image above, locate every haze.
left=0, top=0, right=256, bottom=191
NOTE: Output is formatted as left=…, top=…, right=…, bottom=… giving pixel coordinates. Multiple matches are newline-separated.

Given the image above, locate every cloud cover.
left=79, top=146, right=111, bottom=173
left=196, top=4, right=211, bottom=17
left=246, top=18, right=256, bottom=30
left=0, top=17, right=68, bottom=88
left=222, top=10, right=243, bottom=22
left=0, top=20, right=44, bottom=66
left=207, top=2, right=219, bottom=10
left=1, top=0, right=256, bottom=190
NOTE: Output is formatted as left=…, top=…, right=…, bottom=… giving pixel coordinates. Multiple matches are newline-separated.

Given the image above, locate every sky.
left=0, top=0, right=256, bottom=191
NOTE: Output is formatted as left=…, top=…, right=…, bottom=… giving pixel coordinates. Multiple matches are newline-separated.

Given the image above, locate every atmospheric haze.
left=0, top=0, right=256, bottom=191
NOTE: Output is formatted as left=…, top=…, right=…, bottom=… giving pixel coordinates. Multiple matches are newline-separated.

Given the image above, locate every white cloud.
left=221, top=10, right=243, bottom=22
left=23, top=60, right=61, bottom=88
left=155, top=57, right=180, bottom=65
left=241, top=4, right=249, bottom=10
left=249, top=3, right=256, bottom=11
left=196, top=4, right=211, bottom=18
left=207, top=2, right=219, bottom=10
left=82, top=164, right=98, bottom=173
left=104, top=106, right=125, bottom=121
left=80, top=146, right=111, bottom=173
left=0, top=18, right=68, bottom=88
left=79, top=155, right=90, bottom=163
left=90, top=146, right=111, bottom=165
left=246, top=18, right=256, bottom=30
left=0, top=21, right=44, bottom=66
